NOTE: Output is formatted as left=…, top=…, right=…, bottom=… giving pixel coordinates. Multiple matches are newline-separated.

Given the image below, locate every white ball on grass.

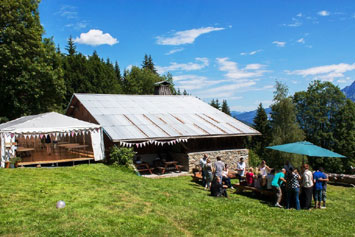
left=56, top=200, right=66, bottom=209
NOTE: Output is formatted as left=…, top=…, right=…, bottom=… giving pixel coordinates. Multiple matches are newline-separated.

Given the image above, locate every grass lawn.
left=0, top=164, right=354, bottom=236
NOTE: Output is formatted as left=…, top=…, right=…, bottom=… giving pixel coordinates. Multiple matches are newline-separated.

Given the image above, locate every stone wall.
left=187, top=149, right=249, bottom=172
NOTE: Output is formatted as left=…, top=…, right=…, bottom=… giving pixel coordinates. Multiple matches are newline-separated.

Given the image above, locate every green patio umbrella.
left=266, top=141, right=346, bottom=158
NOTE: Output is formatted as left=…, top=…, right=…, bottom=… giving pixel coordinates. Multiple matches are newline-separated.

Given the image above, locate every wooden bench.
left=233, top=184, right=275, bottom=197
left=135, top=163, right=154, bottom=175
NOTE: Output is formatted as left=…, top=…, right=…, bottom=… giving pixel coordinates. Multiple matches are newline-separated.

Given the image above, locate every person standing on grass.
left=258, top=160, right=271, bottom=187
left=313, top=167, right=327, bottom=209
left=236, top=157, right=246, bottom=184
left=205, top=158, right=213, bottom=190
left=199, top=154, right=207, bottom=186
left=320, top=167, right=329, bottom=209
left=214, top=156, right=225, bottom=184
left=286, top=167, right=301, bottom=210
left=301, top=164, right=313, bottom=210
left=271, top=168, right=287, bottom=208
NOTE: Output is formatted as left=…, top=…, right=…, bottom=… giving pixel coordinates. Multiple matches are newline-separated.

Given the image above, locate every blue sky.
left=39, top=0, right=355, bottom=111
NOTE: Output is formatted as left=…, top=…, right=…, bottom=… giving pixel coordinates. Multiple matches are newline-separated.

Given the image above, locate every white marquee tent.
left=0, top=112, right=105, bottom=167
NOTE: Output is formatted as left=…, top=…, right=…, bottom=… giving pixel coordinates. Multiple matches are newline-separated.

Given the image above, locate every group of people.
left=246, top=161, right=329, bottom=210
left=199, top=154, right=235, bottom=197
left=199, top=155, right=329, bottom=210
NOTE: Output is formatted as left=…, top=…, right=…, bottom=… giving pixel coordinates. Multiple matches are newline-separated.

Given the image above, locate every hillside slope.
left=0, top=164, right=354, bottom=236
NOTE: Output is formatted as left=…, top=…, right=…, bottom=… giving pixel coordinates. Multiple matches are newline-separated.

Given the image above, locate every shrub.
left=110, top=146, right=136, bottom=167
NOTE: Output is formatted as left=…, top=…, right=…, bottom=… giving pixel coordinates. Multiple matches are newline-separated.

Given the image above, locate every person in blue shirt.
left=271, top=168, right=287, bottom=208
left=313, top=167, right=327, bottom=209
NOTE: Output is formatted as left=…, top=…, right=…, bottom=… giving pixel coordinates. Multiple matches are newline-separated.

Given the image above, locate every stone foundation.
left=187, top=149, right=249, bottom=172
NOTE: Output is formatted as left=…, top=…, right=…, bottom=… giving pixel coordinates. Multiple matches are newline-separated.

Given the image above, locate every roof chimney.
left=154, top=81, right=172, bottom=95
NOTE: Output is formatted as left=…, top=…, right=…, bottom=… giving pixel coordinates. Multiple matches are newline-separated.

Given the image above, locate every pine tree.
left=252, top=103, right=271, bottom=158
left=177, top=89, right=181, bottom=95
left=183, top=90, right=188, bottom=95
left=221, top=100, right=231, bottom=115
left=269, top=81, right=305, bottom=168
left=215, top=99, right=221, bottom=110
left=210, top=99, right=216, bottom=108
left=65, top=36, right=76, bottom=56
left=142, top=54, right=158, bottom=74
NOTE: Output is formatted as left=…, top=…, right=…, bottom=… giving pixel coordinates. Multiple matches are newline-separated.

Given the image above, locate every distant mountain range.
left=231, top=108, right=272, bottom=125
left=232, top=80, right=355, bottom=124
left=341, top=80, right=355, bottom=102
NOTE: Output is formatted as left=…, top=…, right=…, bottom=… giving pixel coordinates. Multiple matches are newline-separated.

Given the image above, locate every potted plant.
left=9, top=157, right=21, bottom=168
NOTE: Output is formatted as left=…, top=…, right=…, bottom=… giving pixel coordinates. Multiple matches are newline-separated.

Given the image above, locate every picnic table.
left=57, top=143, right=80, bottom=148
left=16, top=147, right=35, bottom=158
left=135, top=162, right=154, bottom=175
left=158, top=161, right=183, bottom=174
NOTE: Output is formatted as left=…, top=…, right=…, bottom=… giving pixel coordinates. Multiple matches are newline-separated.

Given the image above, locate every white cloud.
left=272, top=41, right=286, bottom=47
left=216, top=58, right=267, bottom=80
left=288, top=63, right=355, bottom=82
left=285, top=17, right=302, bottom=27
left=296, top=13, right=303, bottom=17
left=240, top=49, right=262, bottom=56
left=165, top=48, right=184, bottom=55
left=245, top=64, right=265, bottom=70
left=57, top=5, right=78, bottom=19
left=156, top=57, right=209, bottom=74
left=318, top=10, right=330, bottom=16
left=74, top=29, right=118, bottom=46
left=337, top=77, right=351, bottom=83
left=297, top=38, right=305, bottom=44
left=198, top=81, right=257, bottom=98
left=173, top=75, right=220, bottom=90
left=65, top=21, right=87, bottom=30
left=156, top=27, right=225, bottom=45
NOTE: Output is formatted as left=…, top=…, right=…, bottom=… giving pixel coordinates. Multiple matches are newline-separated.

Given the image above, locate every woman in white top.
left=301, top=164, right=313, bottom=209
left=258, top=160, right=271, bottom=187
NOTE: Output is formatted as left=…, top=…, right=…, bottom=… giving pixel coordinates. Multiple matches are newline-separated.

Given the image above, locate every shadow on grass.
left=231, top=190, right=276, bottom=207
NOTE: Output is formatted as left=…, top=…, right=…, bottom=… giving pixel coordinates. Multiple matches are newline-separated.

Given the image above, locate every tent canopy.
left=0, top=112, right=104, bottom=167
left=266, top=141, right=346, bottom=158
left=0, top=112, right=100, bottom=134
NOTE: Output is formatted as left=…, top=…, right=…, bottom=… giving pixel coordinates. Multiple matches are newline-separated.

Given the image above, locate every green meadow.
left=0, top=164, right=354, bottom=236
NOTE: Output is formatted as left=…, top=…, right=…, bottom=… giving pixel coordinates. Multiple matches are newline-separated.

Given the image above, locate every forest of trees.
left=1, top=0, right=354, bottom=173
left=249, top=81, right=355, bottom=173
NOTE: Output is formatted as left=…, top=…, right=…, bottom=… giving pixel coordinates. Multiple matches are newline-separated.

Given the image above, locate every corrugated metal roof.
left=73, top=93, right=260, bottom=141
